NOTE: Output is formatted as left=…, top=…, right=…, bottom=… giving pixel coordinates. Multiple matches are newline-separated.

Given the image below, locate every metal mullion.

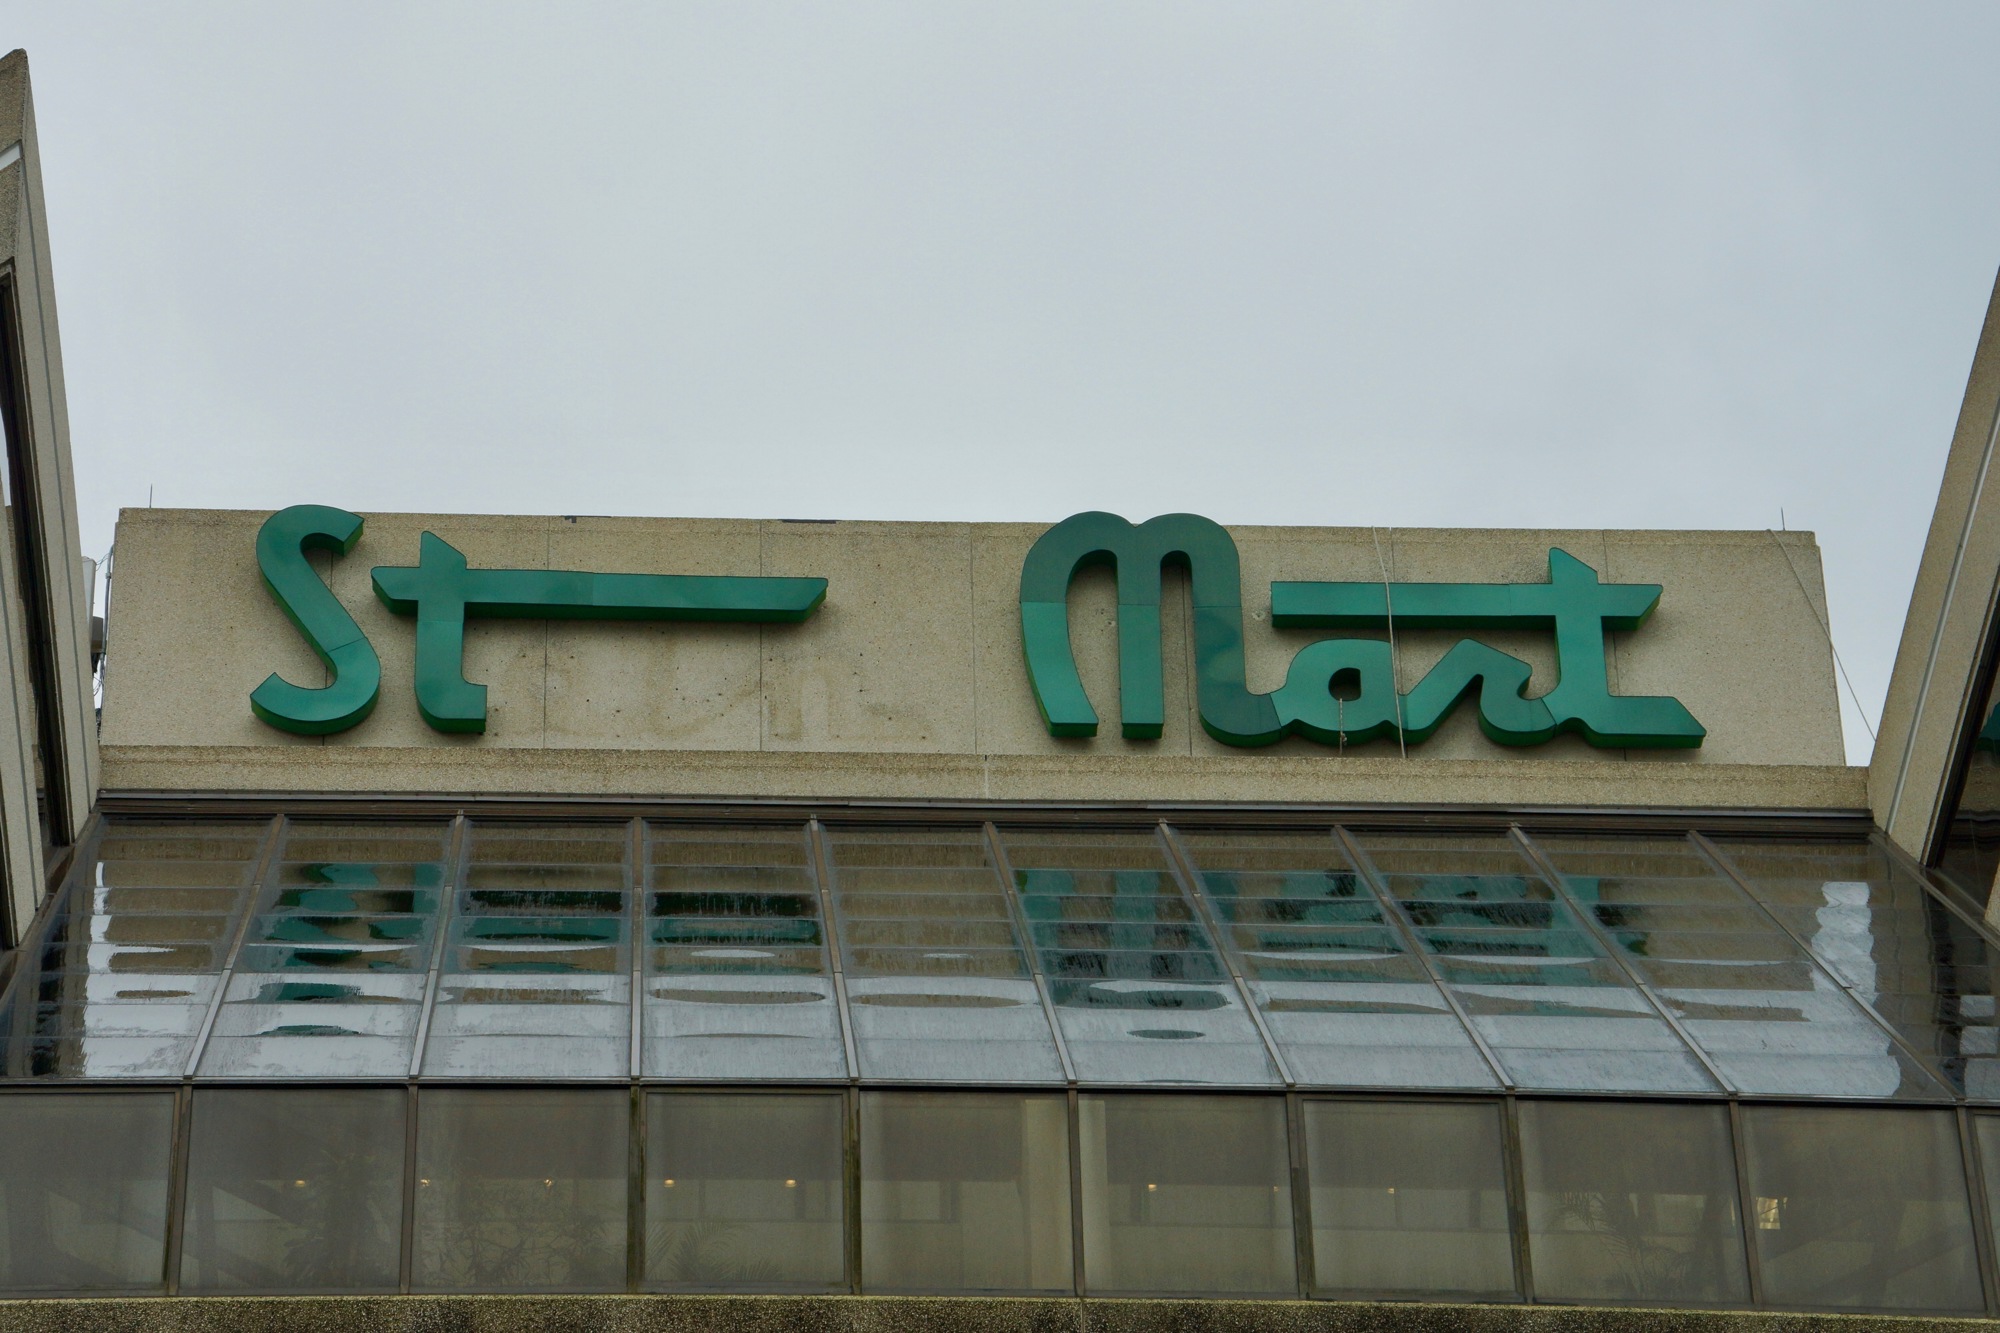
left=182, top=814, right=287, bottom=1080
left=844, top=1084, right=862, bottom=1293
left=407, top=815, right=470, bottom=1081
left=1332, top=825, right=1513, bottom=1091
left=1066, top=1087, right=1087, bottom=1296
left=397, top=1084, right=418, bottom=1293
left=1284, top=1090, right=1313, bottom=1297
left=1727, top=1099, right=1766, bottom=1307
left=806, top=819, right=860, bottom=1083
left=627, top=817, right=644, bottom=1080
left=161, top=1082, right=193, bottom=1294
left=1691, top=830, right=1964, bottom=1099
left=1958, top=1105, right=2000, bottom=1316
left=94, top=788, right=1880, bottom=839
left=1509, top=825, right=1736, bottom=1095
left=624, top=818, right=646, bottom=1294
left=1499, top=1094, right=1534, bottom=1303
left=984, top=822, right=1076, bottom=1085
left=1155, top=821, right=1294, bottom=1087
left=627, top=1084, right=646, bottom=1293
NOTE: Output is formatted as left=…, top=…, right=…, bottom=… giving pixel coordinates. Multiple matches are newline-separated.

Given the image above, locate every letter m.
left=1018, top=512, right=1279, bottom=744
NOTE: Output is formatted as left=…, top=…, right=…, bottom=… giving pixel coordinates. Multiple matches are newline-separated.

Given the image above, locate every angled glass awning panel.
left=998, top=829, right=1278, bottom=1086
left=1528, top=836, right=1949, bottom=1100
left=1703, top=839, right=1983, bottom=1098
left=16, top=814, right=2000, bottom=1103
left=643, top=825, right=846, bottom=1081
left=0, top=821, right=269, bottom=1079
left=421, top=823, right=632, bottom=1079
left=1349, top=832, right=1718, bottom=1094
left=825, top=827, right=1062, bottom=1083
left=1174, top=830, right=1498, bottom=1090
left=199, top=821, right=449, bottom=1078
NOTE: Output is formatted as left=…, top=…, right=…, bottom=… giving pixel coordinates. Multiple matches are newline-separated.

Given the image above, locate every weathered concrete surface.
left=0, top=1296, right=1989, bottom=1333
left=1871, top=266, right=2000, bottom=858
left=0, top=50, right=101, bottom=941
left=96, top=746, right=1868, bottom=812
left=101, top=509, right=1849, bottom=807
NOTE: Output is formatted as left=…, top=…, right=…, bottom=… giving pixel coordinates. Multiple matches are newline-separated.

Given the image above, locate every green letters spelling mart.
left=1019, top=512, right=1703, bottom=748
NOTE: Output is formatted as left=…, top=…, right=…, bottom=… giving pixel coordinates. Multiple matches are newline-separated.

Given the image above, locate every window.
left=1517, top=1099, right=1748, bottom=1305
left=0, top=1092, right=173, bottom=1292
left=1740, top=1105, right=1981, bottom=1312
left=1304, top=1098, right=1515, bottom=1298
left=180, top=1088, right=404, bottom=1292
left=412, top=1089, right=627, bottom=1291
left=645, top=1092, right=844, bottom=1290
left=1078, top=1093, right=1293, bottom=1294
left=861, top=1091, right=1071, bottom=1292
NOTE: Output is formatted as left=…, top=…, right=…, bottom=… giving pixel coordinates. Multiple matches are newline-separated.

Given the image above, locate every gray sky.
left=12, top=2, right=2000, bottom=762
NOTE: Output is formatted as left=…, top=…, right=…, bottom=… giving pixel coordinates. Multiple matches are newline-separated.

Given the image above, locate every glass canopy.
left=4, top=814, right=1994, bottom=1101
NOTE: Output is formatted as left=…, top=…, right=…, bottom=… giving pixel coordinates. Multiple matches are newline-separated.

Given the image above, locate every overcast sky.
left=11, top=3, right=2000, bottom=762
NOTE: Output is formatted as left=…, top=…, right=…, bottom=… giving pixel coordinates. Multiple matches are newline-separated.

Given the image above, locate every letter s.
left=249, top=505, right=381, bottom=735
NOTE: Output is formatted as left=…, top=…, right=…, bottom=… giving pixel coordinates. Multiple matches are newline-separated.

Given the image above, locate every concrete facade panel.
left=545, top=516, right=763, bottom=752
left=1603, top=530, right=1845, bottom=768
left=99, top=510, right=322, bottom=751
left=1870, top=268, right=2000, bottom=854
left=759, top=521, right=976, bottom=754
left=102, top=508, right=1851, bottom=807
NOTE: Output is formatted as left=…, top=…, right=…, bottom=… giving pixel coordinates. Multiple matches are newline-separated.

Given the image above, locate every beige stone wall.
left=99, top=508, right=1852, bottom=806
left=1870, top=267, right=2000, bottom=858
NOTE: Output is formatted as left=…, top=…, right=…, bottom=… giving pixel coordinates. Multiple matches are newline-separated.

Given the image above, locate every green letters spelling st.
left=252, top=505, right=1702, bottom=749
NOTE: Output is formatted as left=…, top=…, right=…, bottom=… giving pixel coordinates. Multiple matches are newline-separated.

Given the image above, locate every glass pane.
left=1179, top=831, right=1496, bottom=1089
left=1303, top=1099, right=1515, bottom=1298
left=1741, top=1105, right=1981, bottom=1312
left=422, top=823, right=632, bottom=1078
left=0, top=821, right=267, bottom=1079
left=644, top=825, right=847, bottom=1080
left=1517, top=1100, right=1748, bottom=1305
left=201, top=822, right=449, bottom=1078
left=1004, top=831, right=1277, bottom=1086
left=1971, top=1116, right=2000, bottom=1298
left=1353, top=833, right=1717, bottom=1093
left=830, top=829, right=1062, bottom=1083
left=644, top=1092, right=844, bottom=1290
left=861, top=1092, right=1072, bottom=1292
left=1939, top=666, right=2000, bottom=909
left=180, top=1088, right=404, bottom=1292
left=412, top=1089, right=627, bottom=1291
left=1078, top=1093, right=1294, bottom=1294
left=1709, top=839, right=1983, bottom=1097
left=0, top=1092, right=173, bottom=1293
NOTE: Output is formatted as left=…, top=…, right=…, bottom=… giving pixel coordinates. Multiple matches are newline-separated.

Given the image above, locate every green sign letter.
left=250, top=504, right=382, bottom=736
left=372, top=532, right=827, bottom=734
left=1019, top=512, right=1281, bottom=744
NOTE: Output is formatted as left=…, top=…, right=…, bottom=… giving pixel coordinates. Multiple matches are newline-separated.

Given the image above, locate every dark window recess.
left=0, top=277, right=70, bottom=867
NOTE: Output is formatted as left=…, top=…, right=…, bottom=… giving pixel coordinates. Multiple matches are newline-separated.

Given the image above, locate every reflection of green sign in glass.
left=252, top=505, right=827, bottom=736
left=1019, top=512, right=1704, bottom=749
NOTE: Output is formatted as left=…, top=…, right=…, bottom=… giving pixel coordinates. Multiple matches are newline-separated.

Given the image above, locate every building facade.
left=9, top=43, right=2000, bottom=1333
